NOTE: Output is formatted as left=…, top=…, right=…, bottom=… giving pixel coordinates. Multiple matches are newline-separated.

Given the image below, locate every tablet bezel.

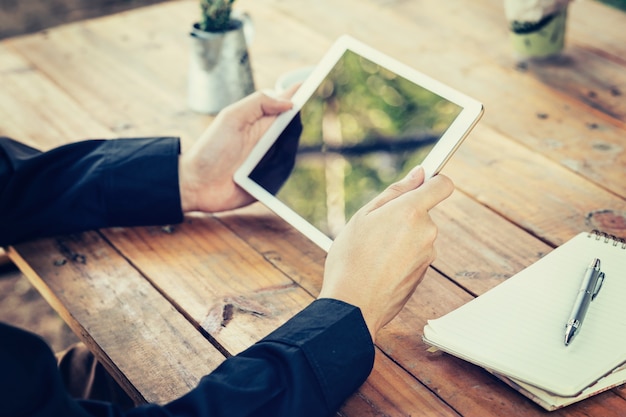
left=235, top=35, right=483, bottom=251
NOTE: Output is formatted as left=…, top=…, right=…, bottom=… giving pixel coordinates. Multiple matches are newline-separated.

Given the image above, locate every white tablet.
left=235, top=35, right=483, bottom=251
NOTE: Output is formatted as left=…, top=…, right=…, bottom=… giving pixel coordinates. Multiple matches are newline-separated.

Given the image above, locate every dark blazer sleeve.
left=0, top=136, right=183, bottom=246
left=155, top=299, right=375, bottom=417
left=1, top=299, right=374, bottom=417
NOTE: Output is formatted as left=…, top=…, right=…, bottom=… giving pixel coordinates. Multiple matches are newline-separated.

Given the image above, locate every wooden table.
left=2, top=0, right=625, bottom=415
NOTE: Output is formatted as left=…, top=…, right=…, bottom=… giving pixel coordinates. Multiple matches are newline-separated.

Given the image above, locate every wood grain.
left=444, top=124, right=626, bottom=244
left=101, top=217, right=465, bottom=415
left=7, top=232, right=227, bottom=405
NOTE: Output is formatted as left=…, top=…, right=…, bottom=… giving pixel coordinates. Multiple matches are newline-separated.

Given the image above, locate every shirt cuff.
left=104, top=137, right=184, bottom=227
left=261, top=298, right=375, bottom=412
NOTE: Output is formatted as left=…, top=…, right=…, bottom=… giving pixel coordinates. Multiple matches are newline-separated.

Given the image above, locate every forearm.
left=0, top=136, right=183, bottom=246
left=2, top=299, right=374, bottom=417
left=132, top=299, right=375, bottom=417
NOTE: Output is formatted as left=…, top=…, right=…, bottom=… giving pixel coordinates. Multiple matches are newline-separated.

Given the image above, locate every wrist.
left=317, top=293, right=378, bottom=343
left=178, top=155, right=196, bottom=213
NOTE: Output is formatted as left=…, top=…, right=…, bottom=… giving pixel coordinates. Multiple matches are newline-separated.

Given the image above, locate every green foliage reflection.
left=276, top=50, right=462, bottom=238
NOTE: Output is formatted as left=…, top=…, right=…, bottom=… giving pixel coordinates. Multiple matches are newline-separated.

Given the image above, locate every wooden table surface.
left=2, top=0, right=626, bottom=415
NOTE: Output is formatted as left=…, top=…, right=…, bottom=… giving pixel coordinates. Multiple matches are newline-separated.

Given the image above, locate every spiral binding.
left=588, top=229, right=626, bottom=249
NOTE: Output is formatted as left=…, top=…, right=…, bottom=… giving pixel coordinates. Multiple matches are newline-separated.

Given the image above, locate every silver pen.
left=564, top=258, right=605, bottom=346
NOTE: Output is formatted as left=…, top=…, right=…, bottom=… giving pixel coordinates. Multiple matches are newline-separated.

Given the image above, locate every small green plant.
left=199, top=0, right=237, bottom=32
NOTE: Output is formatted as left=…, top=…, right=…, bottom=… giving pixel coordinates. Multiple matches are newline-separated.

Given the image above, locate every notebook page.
left=424, top=232, right=626, bottom=397
left=504, top=363, right=626, bottom=410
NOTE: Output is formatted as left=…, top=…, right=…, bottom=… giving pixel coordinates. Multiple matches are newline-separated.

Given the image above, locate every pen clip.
left=591, top=271, right=605, bottom=300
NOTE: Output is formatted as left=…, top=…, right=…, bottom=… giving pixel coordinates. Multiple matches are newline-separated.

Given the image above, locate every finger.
left=259, top=92, right=294, bottom=116
left=221, top=91, right=292, bottom=121
left=407, top=174, right=455, bottom=212
left=280, top=82, right=301, bottom=99
left=365, top=165, right=426, bottom=213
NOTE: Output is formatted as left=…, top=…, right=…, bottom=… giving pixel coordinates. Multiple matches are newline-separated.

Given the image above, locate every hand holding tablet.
left=235, top=35, right=483, bottom=251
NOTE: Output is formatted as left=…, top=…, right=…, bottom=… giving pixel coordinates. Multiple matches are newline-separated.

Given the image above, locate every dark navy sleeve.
left=0, top=299, right=375, bottom=417
left=0, top=136, right=183, bottom=246
left=148, top=299, right=375, bottom=417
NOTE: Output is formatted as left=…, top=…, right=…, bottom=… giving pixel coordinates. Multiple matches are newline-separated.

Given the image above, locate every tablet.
left=235, top=35, right=483, bottom=251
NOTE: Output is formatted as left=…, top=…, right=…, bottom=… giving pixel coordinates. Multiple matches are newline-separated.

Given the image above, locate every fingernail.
left=407, top=165, right=424, bottom=179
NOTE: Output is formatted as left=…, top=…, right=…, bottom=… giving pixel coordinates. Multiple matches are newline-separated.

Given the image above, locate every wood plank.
left=344, top=349, right=460, bottom=417
left=0, top=44, right=110, bottom=147
left=76, top=0, right=325, bottom=93
left=431, top=190, right=551, bottom=295
left=3, top=0, right=329, bottom=148
left=389, top=0, right=626, bottom=120
left=216, top=204, right=327, bottom=297
left=103, top=216, right=308, bottom=354
left=4, top=26, right=199, bottom=144
left=444, top=123, right=626, bottom=245
left=7, top=232, right=226, bottom=405
left=2, top=0, right=327, bottom=148
left=217, top=193, right=547, bottom=300
left=102, top=217, right=461, bottom=416
left=567, top=0, right=626, bottom=62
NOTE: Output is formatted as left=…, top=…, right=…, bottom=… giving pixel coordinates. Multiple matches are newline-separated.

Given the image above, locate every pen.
left=564, top=258, right=605, bottom=346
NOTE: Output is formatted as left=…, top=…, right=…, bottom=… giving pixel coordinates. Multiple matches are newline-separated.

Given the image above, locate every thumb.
left=410, top=174, right=455, bottom=212
left=221, top=91, right=293, bottom=121
left=259, top=91, right=294, bottom=116
left=365, top=166, right=426, bottom=213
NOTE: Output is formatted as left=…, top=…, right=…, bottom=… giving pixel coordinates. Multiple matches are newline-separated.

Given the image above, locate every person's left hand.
left=178, top=89, right=295, bottom=213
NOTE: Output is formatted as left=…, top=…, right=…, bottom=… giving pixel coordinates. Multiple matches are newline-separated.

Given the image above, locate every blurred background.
left=0, top=0, right=170, bottom=39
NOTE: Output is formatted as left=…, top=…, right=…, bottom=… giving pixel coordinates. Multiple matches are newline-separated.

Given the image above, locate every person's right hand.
left=178, top=88, right=296, bottom=214
left=318, top=166, right=454, bottom=342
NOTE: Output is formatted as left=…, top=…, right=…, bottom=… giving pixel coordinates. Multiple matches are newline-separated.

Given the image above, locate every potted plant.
left=187, top=0, right=255, bottom=114
left=198, top=0, right=236, bottom=32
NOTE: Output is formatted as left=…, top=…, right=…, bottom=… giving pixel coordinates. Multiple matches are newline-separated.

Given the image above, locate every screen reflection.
left=251, top=50, right=462, bottom=239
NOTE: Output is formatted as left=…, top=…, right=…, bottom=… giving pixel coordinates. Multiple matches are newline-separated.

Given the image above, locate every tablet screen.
left=249, top=49, right=463, bottom=240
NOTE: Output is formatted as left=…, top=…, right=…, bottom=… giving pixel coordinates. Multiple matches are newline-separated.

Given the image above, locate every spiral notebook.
left=423, top=230, right=626, bottom=410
